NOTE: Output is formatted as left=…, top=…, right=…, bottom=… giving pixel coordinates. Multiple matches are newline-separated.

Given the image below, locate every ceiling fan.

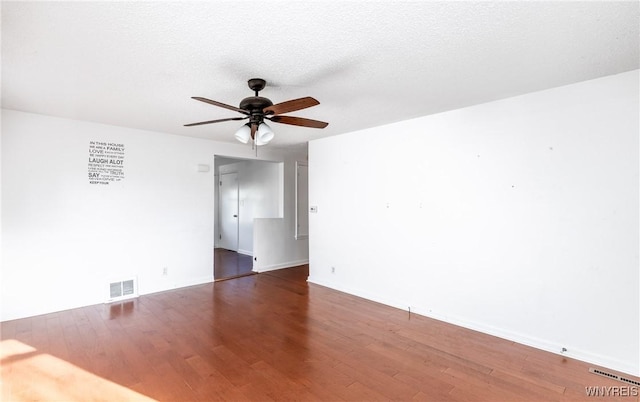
left=185, top=78, right=328, bottom=147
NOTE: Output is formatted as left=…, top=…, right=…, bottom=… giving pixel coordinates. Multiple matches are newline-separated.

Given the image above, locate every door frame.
left=295, top=161, right=309, bottom=240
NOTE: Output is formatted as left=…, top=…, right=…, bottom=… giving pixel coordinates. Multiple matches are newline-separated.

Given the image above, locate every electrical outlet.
left=331, top=266, right=335, bottom=274
left=163, top=267, right=168, bottom=276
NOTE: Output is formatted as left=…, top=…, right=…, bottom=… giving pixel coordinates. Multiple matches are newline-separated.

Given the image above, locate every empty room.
left=1, top=1, right=638, bottom=401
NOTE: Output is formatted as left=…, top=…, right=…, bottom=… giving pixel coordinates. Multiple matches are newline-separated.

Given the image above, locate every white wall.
left=253, top=154, right=310, bottom=272
left=308, top=70, right=639, bottom=376
left=1, top=109, right=306, bottom=321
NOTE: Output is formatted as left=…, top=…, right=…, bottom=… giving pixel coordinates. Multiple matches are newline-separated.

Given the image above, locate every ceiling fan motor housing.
left=239, top=96, right=273, bottom=112
left=240, top=96, right=274, bottom=125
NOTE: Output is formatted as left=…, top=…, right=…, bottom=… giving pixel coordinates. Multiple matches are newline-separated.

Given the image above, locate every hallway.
left=214, top=248, right=254, bottom=281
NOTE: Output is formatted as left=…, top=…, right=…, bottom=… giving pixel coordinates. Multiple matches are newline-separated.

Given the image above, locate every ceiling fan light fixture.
left=255, top=122, right=274, bottom=146
left=234, top=124, right=251, bottom=144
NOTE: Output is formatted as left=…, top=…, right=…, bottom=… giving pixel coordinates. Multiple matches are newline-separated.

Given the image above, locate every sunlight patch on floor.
left=1, top=339, right=156, bottom=401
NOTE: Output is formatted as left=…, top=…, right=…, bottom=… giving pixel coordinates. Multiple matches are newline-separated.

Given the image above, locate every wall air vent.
left=589, top=368, right=640, bottom=386
left=107, top=277, right=138, bottom=302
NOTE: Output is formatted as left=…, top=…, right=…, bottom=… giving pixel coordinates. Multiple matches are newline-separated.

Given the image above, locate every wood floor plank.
left=343, top=380, right=390, bottom=401
left=2, top=264, right=638, bottom=401
left=491, top=367, right=567, bottom=395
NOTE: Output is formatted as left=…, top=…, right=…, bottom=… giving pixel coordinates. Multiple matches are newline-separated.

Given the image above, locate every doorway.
left=214, top=156, right=284, bottom=280
left=216, top=171, right=253, bottom=280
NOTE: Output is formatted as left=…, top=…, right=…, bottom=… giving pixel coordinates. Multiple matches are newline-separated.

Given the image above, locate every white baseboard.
left=140, top=275, right=214, bottom=297
left=255, top=259, right=309, bottom=273
left=306, top=276, right=639, bottom=377
left=237, top=249, right=253, bottom=257
left=172, top=275, right=215, bottom=289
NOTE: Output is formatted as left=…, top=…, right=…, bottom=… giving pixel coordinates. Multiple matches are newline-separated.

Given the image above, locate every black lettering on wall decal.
left=88, top=140, right=125, bottom=185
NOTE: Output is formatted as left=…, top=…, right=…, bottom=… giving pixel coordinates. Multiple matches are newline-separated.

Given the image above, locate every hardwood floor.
left=1, top=265, right=637, bottom=401
left=214, top=248, right=254, bottom=281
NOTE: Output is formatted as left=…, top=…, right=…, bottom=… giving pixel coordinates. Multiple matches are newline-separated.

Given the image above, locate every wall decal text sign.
left=88, top=141, right=125, bottom=185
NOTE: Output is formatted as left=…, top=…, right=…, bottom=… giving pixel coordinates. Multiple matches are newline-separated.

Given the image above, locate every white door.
left=219, top=173, right=239, bottom=251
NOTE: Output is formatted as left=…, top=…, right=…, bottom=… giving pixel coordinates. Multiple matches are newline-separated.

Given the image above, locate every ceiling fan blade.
left=192, top=97, right=249, bottom=115
left=184, top=117, right=247, bottom=127
left=268, top=115, right=329, bottom=129
left=263, top=97, right=319, bottom=115
left=250, top=123, right=257, bottom=140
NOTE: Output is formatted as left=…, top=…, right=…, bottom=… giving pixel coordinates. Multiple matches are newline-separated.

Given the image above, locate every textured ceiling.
left=2, top=1, right=638, bottom=149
